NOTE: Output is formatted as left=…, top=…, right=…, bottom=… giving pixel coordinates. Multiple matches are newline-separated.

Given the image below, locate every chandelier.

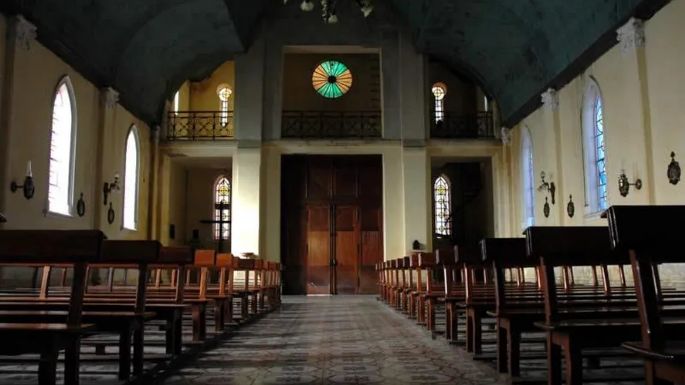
left=283, top=0, right=374, bottom=24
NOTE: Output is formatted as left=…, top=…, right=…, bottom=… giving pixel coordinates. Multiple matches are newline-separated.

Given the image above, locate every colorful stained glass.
left=312, top=60, right=353, bottom=98
left=214, top=177, right=231, bottom=241
left=434, top=176, right=452, bottom=236
left=594, top=96, right=608, bottom=210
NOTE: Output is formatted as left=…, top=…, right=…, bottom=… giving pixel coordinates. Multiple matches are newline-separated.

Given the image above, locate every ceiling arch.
left=0, top=0, right=666, bottom=127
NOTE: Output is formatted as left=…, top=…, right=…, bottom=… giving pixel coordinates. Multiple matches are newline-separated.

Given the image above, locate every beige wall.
left=186, top=167, right=232, bottom=249
left=499, top=0, right=685, bottom=282
left=189, top=61, right=236, bottom=112
left=0, top=15, right=153, bottom=240
left=282, top=53, right=380, bottom=112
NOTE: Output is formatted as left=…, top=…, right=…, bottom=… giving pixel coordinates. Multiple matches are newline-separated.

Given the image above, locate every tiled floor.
left=156, top=296, right=508, bottom=385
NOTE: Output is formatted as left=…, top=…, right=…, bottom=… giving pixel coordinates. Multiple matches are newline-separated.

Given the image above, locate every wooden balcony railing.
left=282, top=110, right=382, bottom=139
left=166, top=111, right=234, bottom=141
left=430, top=111, right=495, bottom=139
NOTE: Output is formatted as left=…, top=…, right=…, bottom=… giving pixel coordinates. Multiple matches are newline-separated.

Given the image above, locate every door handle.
left=330, top=259, right=337, bottom=267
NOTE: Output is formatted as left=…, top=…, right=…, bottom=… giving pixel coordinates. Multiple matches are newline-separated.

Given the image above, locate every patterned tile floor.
left=156, top=296, right=509, bottom=385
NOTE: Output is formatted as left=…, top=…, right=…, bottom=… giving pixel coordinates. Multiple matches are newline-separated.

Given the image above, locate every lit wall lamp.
left=618, top=170, right=642, bottom=197
left=103, top=174, right=120, bottom=205
left=10, top=161, right=35, bottom=200
left=537, top=171, right=556, bottom=205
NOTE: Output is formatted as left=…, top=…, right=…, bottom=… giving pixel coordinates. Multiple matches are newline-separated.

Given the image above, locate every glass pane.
left=434, top=176, right=451, bottom=236
left=48, top=82, right=74, bottom=215
left=123, top=130, right=139, bottom=230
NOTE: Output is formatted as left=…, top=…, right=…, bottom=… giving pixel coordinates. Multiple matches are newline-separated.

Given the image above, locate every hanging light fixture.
left=284, top=0, right=374, bottom=23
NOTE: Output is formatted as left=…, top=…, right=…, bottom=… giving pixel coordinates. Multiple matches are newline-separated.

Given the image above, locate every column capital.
left=101, top=87, right=119, bottom=109
left=541, top=88, right=559, bottom=111
left=11, top=15, right=37, bottom=51
left=617, top=17, right=645, bottom=55
left=500, top=126, right=512, bottom=145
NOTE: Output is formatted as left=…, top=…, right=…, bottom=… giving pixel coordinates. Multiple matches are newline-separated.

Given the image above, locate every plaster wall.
left=188, top=61, right=236, bottom=112
left=282, top=53, right=380, bottom=112
left=0, top=22, right=152, bottom=240
left=501, top=0, right=685, bottom=281
left=185, top=167, right=232, bottom=249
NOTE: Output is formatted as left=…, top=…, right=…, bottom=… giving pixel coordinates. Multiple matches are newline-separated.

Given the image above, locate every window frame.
left=47, top=75, right=78, bottom=217
left=431, top=83, right=447, bottom=124
left=521, top=127, right=535, bottom=228
left=122, top=126, right=140, bottom=231
left=213, top=175, right=232, bottom=242
left=433, top=174, right=452, bottom=237
left=581, top=78, right=608, bottom=215
left=216, top=85, right=232, bottom=128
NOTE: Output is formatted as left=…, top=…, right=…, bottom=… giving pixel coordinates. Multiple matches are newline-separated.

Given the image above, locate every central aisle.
left=158, top=296, right=507, bottom=385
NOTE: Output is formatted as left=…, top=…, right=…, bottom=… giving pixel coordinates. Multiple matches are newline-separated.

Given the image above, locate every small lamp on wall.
left=537, top=171, right=556, bottom=205
left=618, top=170, right=642, bottom=197
left=10, top=161, right=35, bottom=200
left=103, top=173, right=120, bottom=205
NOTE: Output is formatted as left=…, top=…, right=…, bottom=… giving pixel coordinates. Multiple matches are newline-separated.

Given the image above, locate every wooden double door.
left=282, top=155, right=383, bottom=295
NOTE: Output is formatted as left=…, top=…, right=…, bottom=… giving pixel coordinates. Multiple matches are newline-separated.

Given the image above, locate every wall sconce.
left=537, top=171, right=556, bottom=205
left=10, top=161, right=35, bottom=200
left=103, top=174, right=120, bottom=205
left=618, top=170, right=642, bottom=197
left=668, top=151, right=681, bottom=185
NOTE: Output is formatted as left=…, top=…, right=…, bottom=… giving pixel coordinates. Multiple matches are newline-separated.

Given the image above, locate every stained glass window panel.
left=48, top=80, right=75, bottom=215
left=432, top=84, right=446, bottom=123
left=214, top=177, right=231, bottom=240
left=594, top=96, right=608, bottom=210
left=123, top=128, right=139, bottom=230
left=434, top=176, right=451, bottom=236
left=312, top=60, right=353, bottom=98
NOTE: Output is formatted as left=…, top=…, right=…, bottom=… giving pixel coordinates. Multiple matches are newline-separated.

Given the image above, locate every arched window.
left=214, top=176, right=231, bottom=241
left=123, top=127, right=139, bottom=230
left=172, top=91, right=180, bottom=114
left=582, top=79, right=608, bottom=213
left=432, top=83, right=447, bottom=123
left=434, top=175, right=451, bottom=236
left=217, top=85, right=232, bottom=127
left=521, top=127, right=535, bottom=227
left=48, top=77, right=76, bottom=215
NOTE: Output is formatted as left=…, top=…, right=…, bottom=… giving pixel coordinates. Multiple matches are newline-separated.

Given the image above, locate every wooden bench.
left=526, top=226, right=650, bottom=385
left=482, top=237, right=543, bottom=377
left=607, top=205, right=685, bottom=385
left=0, top=230, right=104, bottom=385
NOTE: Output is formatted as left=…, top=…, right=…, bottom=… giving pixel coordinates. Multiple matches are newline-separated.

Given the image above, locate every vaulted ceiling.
left=0, top=0, right=668, bottom=127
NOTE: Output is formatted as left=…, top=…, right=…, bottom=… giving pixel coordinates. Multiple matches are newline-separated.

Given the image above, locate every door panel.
left=335, top=206, right=359, bottom=294
left=359, top=206, right=382, bottom=294
left=307, top=205, right=330, bottom=294
left=307, top=162, right=331, bottom=200
left=282, top=155, right=383, bottom=295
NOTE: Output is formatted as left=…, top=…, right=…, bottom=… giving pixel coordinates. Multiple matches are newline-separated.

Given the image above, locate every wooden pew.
left=483, top=237, right=542, bottom=377
left=459, top=244, right=496, bottom=355
left=0, top=230, right=104, bottom=385
left=526, top=226, right=646, bottom=385
left=1, top=240, right=164, bottom=379
left=607, top=205, right=685, bottom=385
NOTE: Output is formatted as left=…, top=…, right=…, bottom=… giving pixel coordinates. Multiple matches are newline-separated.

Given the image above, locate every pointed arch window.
left=434, top=175, right=451, bottom=236
left=582, top=79, right=608, bottom=213
left=214, top=176, right=231, bottom=241
left=123, top=127, right=139, bottom=230
left=217, top=85, right=232, bottom=127
left=432, top=83, right=447, bottom=123
left=48, top=77, right=77, bottom=216
left=521, top=128, right=535, bottom=227
left=172, top=91, right=180, bottom=115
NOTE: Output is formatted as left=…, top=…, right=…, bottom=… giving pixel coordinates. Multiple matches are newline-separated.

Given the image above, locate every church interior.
left=0, top=0, right=683, bottom=384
